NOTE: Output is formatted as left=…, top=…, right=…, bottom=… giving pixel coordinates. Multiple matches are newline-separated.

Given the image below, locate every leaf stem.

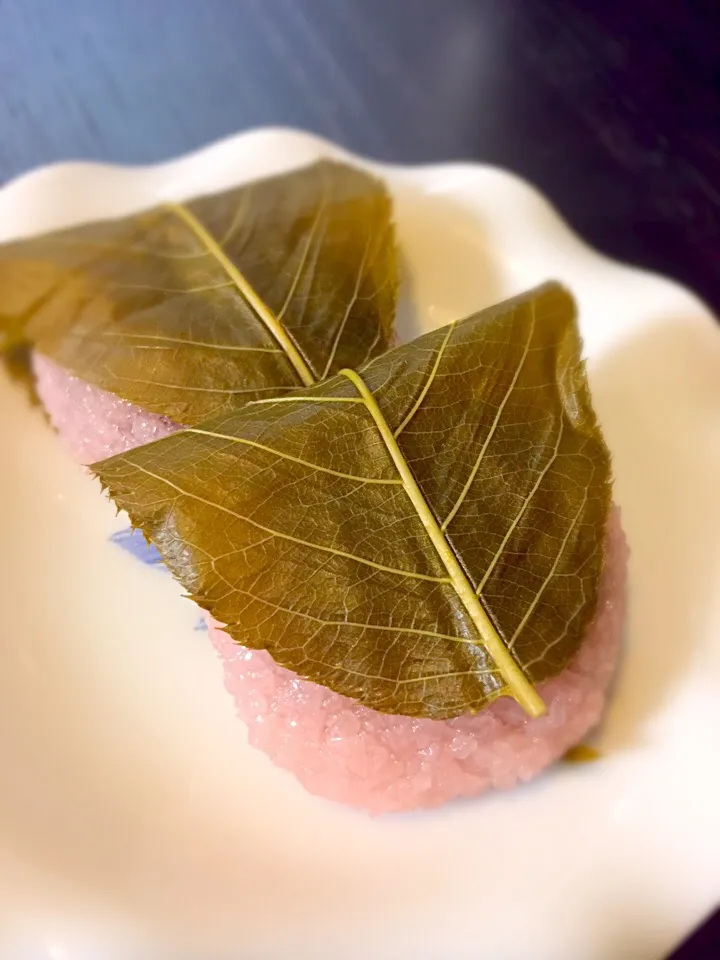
left=164, top=202, right=316, bottom=387
left=340, top=368, right=546, bottom=719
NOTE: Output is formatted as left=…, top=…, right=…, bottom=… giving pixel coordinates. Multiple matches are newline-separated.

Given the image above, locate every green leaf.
left=93, top=283, right=612, bottom=720
left=0, top=160, right=397, bottom=424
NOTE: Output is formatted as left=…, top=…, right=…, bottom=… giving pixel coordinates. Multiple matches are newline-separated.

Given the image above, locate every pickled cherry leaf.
left=0, top=160, right=397, bottom=423
left=94, top=284, right=612, bottom=719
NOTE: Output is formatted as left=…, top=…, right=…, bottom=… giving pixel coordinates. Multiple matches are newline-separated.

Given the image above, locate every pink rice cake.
left=33, top=353, right=180, bottom=462
left=209, top=512, right=625, bottom=813
left=32, top=353, right=627, bottom=813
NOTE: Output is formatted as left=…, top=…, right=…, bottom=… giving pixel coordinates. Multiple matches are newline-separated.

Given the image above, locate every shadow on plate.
left=392, top=183, right=504, bottom=342
left=590, top=313, right=720, bottom=750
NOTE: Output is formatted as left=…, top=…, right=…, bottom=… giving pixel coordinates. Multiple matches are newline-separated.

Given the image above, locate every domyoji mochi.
left=34, top=353, right=627, bottom=813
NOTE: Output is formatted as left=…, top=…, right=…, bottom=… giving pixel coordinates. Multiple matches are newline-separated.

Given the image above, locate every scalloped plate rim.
left=0, top=125, right=715, bottom=324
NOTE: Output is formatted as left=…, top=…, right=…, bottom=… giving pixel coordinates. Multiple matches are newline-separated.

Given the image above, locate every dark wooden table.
left=1, top=0, right=718, bottom=312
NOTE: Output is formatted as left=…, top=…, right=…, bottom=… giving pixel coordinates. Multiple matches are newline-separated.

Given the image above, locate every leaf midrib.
left=164, top=202, right=316, bottom=387
left=339, top=367, right=546, bottom=719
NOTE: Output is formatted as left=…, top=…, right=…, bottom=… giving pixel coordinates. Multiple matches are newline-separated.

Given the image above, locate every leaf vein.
left=101, top=332, right=281, bottom=353
left=508, top=491, right=588, bottom=650
left=108, top=377, right=283, bottom=395
left=441, top=301, right=536, bottom=531
left=123, top=462, right=450, bottom=583
left=321, top=225, right=373, bottom=379
left=185, top=427, right=402, bottom=484
left=207, top=582, right=484, bottom=645
left=476, top=420, right=564, bottom=596
left=275, top=168, right=330, bottom=325
left=394, top=321, right=456, bottom=437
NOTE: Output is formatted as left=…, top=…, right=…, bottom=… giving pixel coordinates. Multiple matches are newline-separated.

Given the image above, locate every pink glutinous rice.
left=33, top=353, right=181, bottom=461
left=33, top=353, right=628, bottom=813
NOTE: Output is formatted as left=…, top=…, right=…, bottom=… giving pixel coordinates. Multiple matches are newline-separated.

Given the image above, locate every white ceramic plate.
left=1, top=129, right=719, bottom=960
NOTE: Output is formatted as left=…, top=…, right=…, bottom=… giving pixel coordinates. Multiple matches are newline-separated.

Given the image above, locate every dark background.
left=0, top=0, right=718, bottom=312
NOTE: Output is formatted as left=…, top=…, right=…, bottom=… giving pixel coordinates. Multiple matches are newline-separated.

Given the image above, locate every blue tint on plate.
left=109, top=527, right=164, bottom=567
left=110, top=528, right=208, bottom=633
